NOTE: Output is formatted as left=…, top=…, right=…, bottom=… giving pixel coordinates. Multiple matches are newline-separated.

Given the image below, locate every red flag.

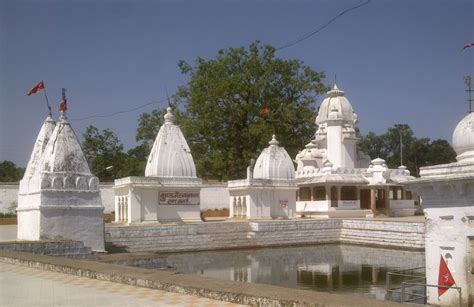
left=438, top=255, right=456, bottom=297
left=463, top=42, right=474, bottom=50
left=260, top=106, right=270, bottom=115
left=27, top=81, right=44, bottom=96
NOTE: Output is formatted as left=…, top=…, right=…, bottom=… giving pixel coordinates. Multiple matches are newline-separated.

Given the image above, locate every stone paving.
left=0, top=261, right=241, bottom=306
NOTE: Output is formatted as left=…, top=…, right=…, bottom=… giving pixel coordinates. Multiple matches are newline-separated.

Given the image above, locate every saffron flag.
left=438, top=255, right=456, bottom=297
left=463, top=42, right=474, bottom=50
left=260, top=106, right=270, bottom=115
left=27, top=81, right=44, bottom=96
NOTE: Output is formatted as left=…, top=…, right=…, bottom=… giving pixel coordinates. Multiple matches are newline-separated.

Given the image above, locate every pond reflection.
left=113, top=244, right=425, bottom=301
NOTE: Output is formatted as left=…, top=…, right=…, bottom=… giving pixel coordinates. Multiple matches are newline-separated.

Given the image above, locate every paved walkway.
left=0, top=262, right=241, bottom=306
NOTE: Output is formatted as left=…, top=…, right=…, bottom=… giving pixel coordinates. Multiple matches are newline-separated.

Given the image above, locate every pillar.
left=385, top=187, right=390, bottom=209
left=114, top=196, right=120, bottom=222
left=370, top=189, right=376, bottom=211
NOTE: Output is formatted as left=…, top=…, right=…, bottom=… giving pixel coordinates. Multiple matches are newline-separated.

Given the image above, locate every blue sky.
left=1, top=0, right=473, bottom=167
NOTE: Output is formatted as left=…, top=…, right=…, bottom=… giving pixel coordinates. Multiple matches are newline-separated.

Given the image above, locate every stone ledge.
left=0, top=251, right=412, bottom=307
left=105, top=219, right=425, bottom=253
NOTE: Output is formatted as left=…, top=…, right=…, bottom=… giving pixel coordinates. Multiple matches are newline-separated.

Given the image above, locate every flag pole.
left=42, top=80, right=52, bottom=115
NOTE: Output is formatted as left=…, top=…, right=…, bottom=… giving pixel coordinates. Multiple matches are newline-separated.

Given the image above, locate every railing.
left=385, top=267, right=426, bottom=304
left=385, top=267, right=463, bottom=306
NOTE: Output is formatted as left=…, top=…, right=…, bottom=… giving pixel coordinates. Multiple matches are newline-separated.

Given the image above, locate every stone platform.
left=105, top=218, right=425, bottom=253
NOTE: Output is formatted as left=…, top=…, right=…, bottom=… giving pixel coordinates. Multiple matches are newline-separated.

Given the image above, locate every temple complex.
left=17, top=91, right=105, bottom=252
left=295, top=84, right=417, bottom=218
left=408, top=111, right=474, bottom=306
left=114, top=107, right=202, bottom=223
left=228, top=135, right=297, bottom=219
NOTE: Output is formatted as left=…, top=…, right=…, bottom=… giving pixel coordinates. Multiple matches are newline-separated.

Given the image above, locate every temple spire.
left=59, top=88, right=68, bottom=119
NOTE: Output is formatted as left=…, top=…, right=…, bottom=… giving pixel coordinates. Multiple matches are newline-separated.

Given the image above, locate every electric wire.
left=70, top=1, right=370, bottom=121
left=276, top=0, right=371, bottom=51
left=70, top=97, right=169, bottom=121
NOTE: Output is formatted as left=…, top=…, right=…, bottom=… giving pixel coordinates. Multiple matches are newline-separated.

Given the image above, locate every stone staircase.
left=0, top=240, right=95, bottom=259
left=104, top=219, right=425, bottom=253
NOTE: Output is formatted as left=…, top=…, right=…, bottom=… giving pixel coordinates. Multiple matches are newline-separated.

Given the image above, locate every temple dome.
left=145, top=107, right=197, bottom=178
left=316, top=84, right=357, bottom=125
left=253, top=135, right=295, bottom=180
left=452, top=112, right=474, bottom=162
left=23, top=114, right=56, bottom=178
left=38, top=113, right=92, bottom=175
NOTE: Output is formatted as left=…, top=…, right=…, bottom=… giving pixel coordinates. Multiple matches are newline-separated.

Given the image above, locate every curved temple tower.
left=114, top=107, right=202, bottom=223
left=17, top=93, right=105, bottom=252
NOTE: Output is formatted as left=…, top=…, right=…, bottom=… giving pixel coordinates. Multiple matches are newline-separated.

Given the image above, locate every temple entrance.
left=330, top=187, right=338, bottom=207
left=375, top=189, right=386, bottom=209
left=360, top=189, right=371, bottom=209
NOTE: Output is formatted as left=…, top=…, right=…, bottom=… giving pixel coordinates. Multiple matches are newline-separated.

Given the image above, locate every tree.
left=0, top=161, right=24, bottom=182
left=136, top=108, right=168, bottom=152
left=82, top=126, right=126, bottom=181
left=138, top=41, right=327, bottom=180
left=359, top=125, right=456, bottom=177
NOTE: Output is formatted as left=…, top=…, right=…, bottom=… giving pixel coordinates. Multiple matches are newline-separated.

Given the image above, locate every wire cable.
left=70, top=97, right=169, bottom=121
left=276, top=0, right=371, bottom=51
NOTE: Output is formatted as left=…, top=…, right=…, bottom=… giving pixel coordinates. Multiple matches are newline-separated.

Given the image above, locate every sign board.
left=159, top=191, right=200, bottom=205
left=279, top=199, right=288, bottom=209
left=338, top=200, right=359, bottom=210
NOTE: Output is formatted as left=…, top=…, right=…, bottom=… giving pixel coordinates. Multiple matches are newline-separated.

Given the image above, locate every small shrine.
left=113, top=107, right=202, bottom=223
left=294, top=84, right=417, bottom=218
left=228, top=135, right=297, bottom=219
left=408, top=111, right=474, bottom=306
left=17, top=90, right=105, bottom=251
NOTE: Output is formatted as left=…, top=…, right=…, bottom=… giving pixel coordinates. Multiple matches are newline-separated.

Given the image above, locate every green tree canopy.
left=359, top=124, right=456, bottom=176
left=137, top=41, right=328, bottom=180
left=81, top=125, right=145, bottom=181
left=0, top=161, right=24, bottom=182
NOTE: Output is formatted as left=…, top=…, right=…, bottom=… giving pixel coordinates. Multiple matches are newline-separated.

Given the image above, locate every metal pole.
left=401, top=281, right=406, bottom=303
left=400, top=130, right=403, bottom=166
left=465, top=76, right=472, bottom=113
left=385, top=272, right=392, bottom=301
left=42, top=80, right=52, bottom=115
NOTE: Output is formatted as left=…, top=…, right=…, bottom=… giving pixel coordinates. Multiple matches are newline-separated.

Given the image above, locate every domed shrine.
left=17, top=91, right=105, bottom=251
left=113, top=107, right=202, bottom=223
left=294, top=84, right=417, bottom=218
left=228, top=135, right=297, bottom=219
left=406, top=110, right=474, bottom=306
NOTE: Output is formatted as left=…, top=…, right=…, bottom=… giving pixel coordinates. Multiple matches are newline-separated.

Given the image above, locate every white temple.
left=114, top=107, right=202, bottom=223
left=295, top=84, right=417, bottom=218
left=17, top=93, right=105, bottom=252
left=408, top=111, right=474, bottom=306
left=228, top=135, right=297, bottom=219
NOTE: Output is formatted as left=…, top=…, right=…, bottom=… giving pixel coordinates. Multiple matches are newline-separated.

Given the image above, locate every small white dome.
left=316, top=84, right=357, bottom=125
left=253, top=135, right=295, bottom=180
left=452, top=112, right=474, bottom=162
left=145, top=107, right=197, bottom=178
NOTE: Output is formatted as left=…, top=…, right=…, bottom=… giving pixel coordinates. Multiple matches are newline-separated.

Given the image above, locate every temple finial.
left=164, top=106, right=175, bottom=124
left=59, top=88, right=68, bottom=118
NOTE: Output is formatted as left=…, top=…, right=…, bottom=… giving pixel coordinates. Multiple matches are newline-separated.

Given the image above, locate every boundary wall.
left=0, top=183, right=229, bottom=214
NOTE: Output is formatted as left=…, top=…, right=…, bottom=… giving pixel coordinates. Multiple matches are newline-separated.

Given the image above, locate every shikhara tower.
left=17, top=92, right=105, bottom=251
left=114, top=107, right=202, bottom=223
